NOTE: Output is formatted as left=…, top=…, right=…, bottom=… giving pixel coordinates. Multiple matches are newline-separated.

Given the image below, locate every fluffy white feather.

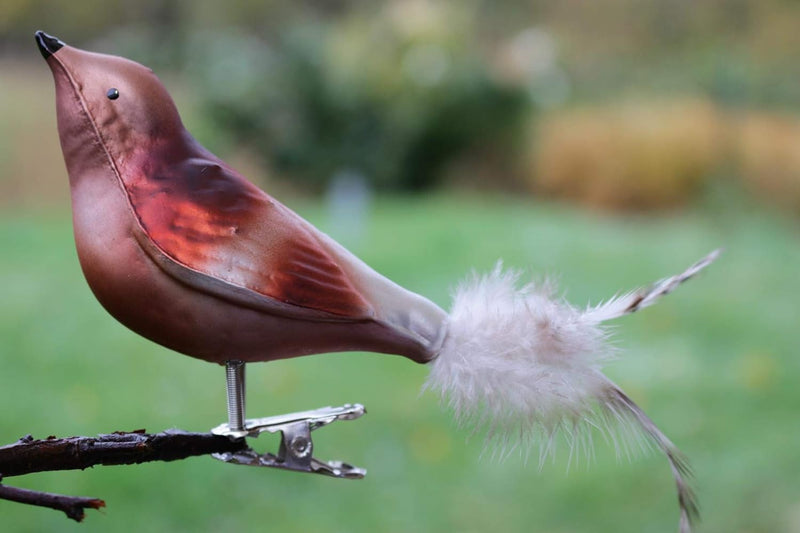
left=427, top=265, right=612, bottom=439
left=425, top=250, right=719, bottom=533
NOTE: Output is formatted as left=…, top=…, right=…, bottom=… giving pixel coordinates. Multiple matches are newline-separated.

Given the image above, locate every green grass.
left=1, top=194, right=799, bottom=533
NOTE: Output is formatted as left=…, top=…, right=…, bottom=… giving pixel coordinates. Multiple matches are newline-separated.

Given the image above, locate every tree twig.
left=0, top=480, right=105, bottom=522
left=0, top=429, right=248, bottom=521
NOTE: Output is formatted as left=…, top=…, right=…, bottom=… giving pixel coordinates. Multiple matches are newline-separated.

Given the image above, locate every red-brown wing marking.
left=123, top=155, right=373, bottom=319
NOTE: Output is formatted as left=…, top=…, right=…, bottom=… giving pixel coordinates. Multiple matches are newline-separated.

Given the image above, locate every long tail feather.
left=584, top=249, right=720, bottom=323
left=602, top=382, right=700, bottom=533
left=426, top=250, right=718, bottom=533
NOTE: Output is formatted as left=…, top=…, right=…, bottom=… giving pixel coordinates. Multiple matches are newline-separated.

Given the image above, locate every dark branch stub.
left=0, top=429, right=248, bottom=521
left=0, top=481, right=105, bottom=522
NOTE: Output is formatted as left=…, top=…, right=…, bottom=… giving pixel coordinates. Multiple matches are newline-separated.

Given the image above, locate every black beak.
left=35, top=31, right=64, bottom=60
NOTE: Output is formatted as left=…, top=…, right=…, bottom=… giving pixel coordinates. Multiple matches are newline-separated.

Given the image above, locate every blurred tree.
left=6, top=0, right=800, bottom=201
left=190, top=3, right=531, bottom=191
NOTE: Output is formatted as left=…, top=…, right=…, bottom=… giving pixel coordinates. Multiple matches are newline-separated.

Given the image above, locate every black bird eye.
left=106, top=88, right=120, bottom=100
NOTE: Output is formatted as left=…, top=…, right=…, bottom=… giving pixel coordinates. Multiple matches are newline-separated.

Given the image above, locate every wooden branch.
left=0, top=430, right=248, bottom=477
left=0, top=429, right=248, bottom=522
left=0, top=480, right=104, bottom=522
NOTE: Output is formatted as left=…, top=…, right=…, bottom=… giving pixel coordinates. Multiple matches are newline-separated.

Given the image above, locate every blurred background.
left=1, top=1, right=798, bottom=532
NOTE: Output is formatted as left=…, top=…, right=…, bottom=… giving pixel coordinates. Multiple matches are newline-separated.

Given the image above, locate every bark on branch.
left=0, top=429, right=248, bottom=522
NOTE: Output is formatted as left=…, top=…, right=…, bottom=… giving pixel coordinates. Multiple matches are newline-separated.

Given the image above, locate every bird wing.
left=123, top=156, right=374, bottom=321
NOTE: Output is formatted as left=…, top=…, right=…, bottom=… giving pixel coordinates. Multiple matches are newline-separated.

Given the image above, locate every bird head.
left=36, top=30, right=186, bottom=180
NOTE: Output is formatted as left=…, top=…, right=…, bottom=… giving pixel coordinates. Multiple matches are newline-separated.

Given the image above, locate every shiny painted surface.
left=40, top=38, right=448, bottom=364
left=127, top=151, right=372, bottom=319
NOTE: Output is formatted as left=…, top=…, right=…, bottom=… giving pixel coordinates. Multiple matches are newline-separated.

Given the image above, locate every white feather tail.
left=425, top=250, right=719, bottom=533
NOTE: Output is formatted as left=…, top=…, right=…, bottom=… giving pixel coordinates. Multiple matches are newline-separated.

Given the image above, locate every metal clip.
left=211, top=404, right=366, bottom=479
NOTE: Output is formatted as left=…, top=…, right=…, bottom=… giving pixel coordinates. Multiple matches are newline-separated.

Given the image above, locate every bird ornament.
left=36, top=30, right=716, bottom=532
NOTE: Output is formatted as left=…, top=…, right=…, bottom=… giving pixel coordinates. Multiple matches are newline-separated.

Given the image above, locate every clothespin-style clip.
left=210, top=361, right=366, bottom=479
left=211, top=404, right=366, bottom=478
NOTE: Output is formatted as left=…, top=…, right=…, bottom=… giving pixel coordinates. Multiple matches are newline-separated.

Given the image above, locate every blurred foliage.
left=5, top=0, right=800, bottom=202
left=735, top=111, right=800, bottom=214
left=187, top=5, right=530, bottom=191
left=530, top=100, right=800, bottom=213
left=529, top=99, right=725, bottom=210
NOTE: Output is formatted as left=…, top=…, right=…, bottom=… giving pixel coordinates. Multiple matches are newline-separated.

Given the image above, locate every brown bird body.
left=37, top=33, right=447, bottom=365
